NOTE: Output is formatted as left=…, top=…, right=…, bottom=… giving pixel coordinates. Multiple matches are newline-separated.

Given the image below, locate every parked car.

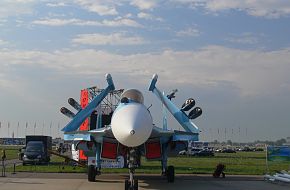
left=195, top=150, right=214, bottom=156
left=221, top=149, right=236, bottom=153
left=253, top=148, right=264, bottom=151
left=179, top=148, right=203, bottom=156
left=178, top=150, right=187, bottom=155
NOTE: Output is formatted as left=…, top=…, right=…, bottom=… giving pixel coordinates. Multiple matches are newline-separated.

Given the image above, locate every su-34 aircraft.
left=60, top=74, right=202, bottom=190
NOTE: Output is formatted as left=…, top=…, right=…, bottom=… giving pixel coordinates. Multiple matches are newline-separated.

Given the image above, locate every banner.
left=79, top=89, right=89, bottom=160
left=267, top=146, right=290, bottom=162
left=80, top=89, right=89, bottom=131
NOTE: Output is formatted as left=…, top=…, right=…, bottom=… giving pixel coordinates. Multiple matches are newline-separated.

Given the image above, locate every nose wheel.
left=125, top=179, right=138, bottom=190
left=88, top=165, right=96, bottom=182
left=166, top=166, right=175, bottom=183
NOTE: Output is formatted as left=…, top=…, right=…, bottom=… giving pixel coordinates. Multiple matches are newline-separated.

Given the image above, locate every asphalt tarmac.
left=0, top=172, right=289, bottom=190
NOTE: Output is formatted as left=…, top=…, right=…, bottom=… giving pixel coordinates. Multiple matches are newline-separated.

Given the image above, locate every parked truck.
left=22, top=135, right=52, bottom=165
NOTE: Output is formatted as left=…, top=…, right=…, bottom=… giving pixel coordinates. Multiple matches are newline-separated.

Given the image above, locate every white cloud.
left=46, top=2, right=66, bottom=7
left=74, top=0, right=118, bottom=16
left=32, top=17, right=142, bottom=27
left=0, top=39, right=8, bottom=46
left=102, top=18, right=142, bottom=27
left=72, top=33, right=145, bottom=46
left=137, top=12, right=163, bottom=21
left=173, top=0, right=290, bottom=18
left=32, top=18, right=82, bottom=26
left=0, top=0, right=37, bottom=18
left=226, top=33, right=259, bottom=44
left=130, top=0, right=157, bottom=10
left=1, top=46, right=290, bottom=97
left=176, top=27, right=201, bottom=37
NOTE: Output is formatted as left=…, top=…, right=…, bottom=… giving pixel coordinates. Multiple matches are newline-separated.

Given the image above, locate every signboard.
left=101, top=156, right=125, bottom=168
left=267, top=146, right=290, bottom=162
left=87, top=156, right=125, bottom=168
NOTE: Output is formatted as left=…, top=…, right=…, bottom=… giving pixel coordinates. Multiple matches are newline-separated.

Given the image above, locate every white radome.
left=111, top=103, right=153, bottom=147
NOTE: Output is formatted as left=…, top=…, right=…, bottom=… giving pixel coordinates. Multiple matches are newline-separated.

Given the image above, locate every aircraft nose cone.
left=111, top=103, right=153, bottom=147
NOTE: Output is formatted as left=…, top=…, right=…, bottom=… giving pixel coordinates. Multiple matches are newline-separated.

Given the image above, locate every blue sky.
left=0, top=0, right=290, bottom=142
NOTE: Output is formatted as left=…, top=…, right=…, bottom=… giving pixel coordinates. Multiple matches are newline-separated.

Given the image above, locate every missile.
left=60, top=107, right=76, bottom=119
left=181, top=98, right=195, bottom=111
left=188, top=107, right=202, bottom=120
left=68, top=98, right=82, bottom=111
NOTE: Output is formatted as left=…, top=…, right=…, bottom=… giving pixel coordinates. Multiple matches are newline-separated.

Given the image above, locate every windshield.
left=26, top=142, right=44, bottom=152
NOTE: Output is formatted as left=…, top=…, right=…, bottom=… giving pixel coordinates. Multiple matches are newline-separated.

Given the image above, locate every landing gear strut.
left=125, top=149, right=138, bottom=190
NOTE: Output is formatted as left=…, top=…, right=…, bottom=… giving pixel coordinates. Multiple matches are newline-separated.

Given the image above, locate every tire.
left=133, top=179, right=138, bottom=190
left=167, top=166, right=175, bottom=183
left=125, top=179, right=130, bottom=190
left=88, top=165, right=96, bottom=182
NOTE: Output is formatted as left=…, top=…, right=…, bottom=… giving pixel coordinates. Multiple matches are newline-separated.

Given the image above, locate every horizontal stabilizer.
left=68, top=98, right=82, bottom=111
left=60, top=107, right=75, bottom=119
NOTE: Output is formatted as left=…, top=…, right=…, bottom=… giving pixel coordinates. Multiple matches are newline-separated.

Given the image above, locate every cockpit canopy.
left=121, top=89, right=144, bottom=104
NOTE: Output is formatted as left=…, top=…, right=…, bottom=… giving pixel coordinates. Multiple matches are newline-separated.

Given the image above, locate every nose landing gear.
left=125, top=149, right=139, bottom=190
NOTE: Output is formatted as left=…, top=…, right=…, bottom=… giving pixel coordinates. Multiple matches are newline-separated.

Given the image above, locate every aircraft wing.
left=150, top=126, right=198, bottom=141
left=64, top=126, right=113, bottom=143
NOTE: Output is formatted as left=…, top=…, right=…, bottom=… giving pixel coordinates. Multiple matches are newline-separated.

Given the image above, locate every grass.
left=4, top=150, right=289, bottom=175
left=0, top=146, right=22, bottom=160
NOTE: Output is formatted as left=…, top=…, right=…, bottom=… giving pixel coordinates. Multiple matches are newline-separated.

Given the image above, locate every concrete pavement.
left=0, top=172, right=289, bottom=190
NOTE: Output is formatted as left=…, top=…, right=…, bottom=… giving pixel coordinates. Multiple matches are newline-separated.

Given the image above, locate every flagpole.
left=265, top=144, right=269, bottom=173
left=8, top=122, right=10, bottom=138
left=25, top=122, right=28, bottom=137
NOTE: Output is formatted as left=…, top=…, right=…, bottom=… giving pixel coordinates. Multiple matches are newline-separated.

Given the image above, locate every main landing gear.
left=166, top=166, right=175, bottom=183
left=88, top=165, right=101, bottom=182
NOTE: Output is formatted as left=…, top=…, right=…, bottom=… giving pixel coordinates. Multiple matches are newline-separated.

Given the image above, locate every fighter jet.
left=60, top=74, right=202, bottom=190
